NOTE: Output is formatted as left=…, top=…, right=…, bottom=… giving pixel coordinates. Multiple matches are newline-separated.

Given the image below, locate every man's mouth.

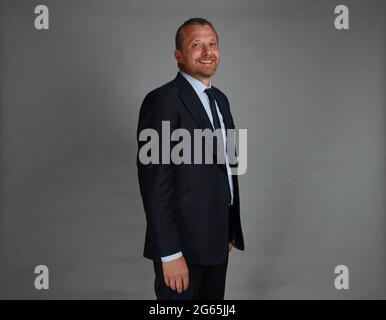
left=198, top=58, right=215, bottom=64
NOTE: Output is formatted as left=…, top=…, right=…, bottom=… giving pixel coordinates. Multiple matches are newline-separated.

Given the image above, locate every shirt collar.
left=179, top=71, right=212, bottom=96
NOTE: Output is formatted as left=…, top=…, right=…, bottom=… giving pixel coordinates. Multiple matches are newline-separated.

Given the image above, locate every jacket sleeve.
left=136, top=91, right=181, bottom=257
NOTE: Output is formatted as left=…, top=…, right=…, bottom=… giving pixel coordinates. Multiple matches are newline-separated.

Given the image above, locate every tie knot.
left=204, top=88, right=214, bottom=99
left=204, top=88, right=212, bottom=94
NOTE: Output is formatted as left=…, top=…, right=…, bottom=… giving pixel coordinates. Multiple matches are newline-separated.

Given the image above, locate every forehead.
left=182, top=25, right=217, bottom=43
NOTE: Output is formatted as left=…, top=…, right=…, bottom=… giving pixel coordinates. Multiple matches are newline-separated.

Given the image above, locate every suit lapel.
left=174, top=72, right=213, bottom=130
left=174, top=72, right=234, bottom=130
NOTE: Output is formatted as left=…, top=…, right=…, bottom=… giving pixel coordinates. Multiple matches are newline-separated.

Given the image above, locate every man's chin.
left=197, top=68, right=217, bottom=78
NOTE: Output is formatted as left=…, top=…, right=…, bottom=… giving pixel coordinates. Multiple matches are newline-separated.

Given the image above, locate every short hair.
left=175, top=18, right=218, bottom=51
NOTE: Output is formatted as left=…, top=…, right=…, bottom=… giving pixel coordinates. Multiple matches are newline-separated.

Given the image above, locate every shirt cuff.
left=161, top=251, right=183, bottom=262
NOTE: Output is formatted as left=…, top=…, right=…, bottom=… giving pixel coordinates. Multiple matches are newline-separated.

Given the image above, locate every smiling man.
left=137, top=18, right=245, bottom=300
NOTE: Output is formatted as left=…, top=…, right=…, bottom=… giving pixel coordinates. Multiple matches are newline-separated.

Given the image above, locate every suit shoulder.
left=143, top=79, right=178, bottom=104
left=139, top=79, right=179, bottom=123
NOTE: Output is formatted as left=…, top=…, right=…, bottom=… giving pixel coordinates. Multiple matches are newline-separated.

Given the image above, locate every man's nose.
left=202, top=44, right=211, bottom=54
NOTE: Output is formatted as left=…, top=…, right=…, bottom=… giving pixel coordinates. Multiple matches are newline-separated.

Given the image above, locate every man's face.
left=174, top=25, right=220, bottom=84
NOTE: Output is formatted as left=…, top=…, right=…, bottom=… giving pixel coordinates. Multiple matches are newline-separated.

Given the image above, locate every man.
left=137, top=18, right=245, bottom=300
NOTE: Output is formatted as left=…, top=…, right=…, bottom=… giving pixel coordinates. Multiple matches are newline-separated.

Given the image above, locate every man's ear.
left=174, top=49, right=182, bottom=63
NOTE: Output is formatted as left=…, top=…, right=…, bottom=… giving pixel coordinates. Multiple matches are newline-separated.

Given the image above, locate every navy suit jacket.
left=137, top=72, right=245, bottom=265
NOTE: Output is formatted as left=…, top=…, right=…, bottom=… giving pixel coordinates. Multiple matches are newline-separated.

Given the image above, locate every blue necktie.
left=205, top=88, right=221, bottom=130
left=205, top=88, right=232, bottom=203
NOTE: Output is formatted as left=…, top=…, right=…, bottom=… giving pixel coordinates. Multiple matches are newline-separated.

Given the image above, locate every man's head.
left=174, top=18, right=220, bottom=85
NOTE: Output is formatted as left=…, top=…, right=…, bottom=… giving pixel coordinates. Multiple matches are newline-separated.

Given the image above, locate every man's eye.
left=210, top=42, right=217, bottom=47
left=193, top=43, right=201, bottom=47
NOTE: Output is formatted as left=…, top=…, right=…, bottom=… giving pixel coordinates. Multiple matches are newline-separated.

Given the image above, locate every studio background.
left=0, top=0, right=384, bottom=299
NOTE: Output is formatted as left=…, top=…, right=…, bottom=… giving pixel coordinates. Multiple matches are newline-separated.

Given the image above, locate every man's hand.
left=162, top=256, right=189, bottom=294
left=228, top=242, right=234, bottom=252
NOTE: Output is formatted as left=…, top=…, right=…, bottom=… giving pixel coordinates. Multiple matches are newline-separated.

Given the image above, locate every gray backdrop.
left=0, top=0, right=384, bottom=299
